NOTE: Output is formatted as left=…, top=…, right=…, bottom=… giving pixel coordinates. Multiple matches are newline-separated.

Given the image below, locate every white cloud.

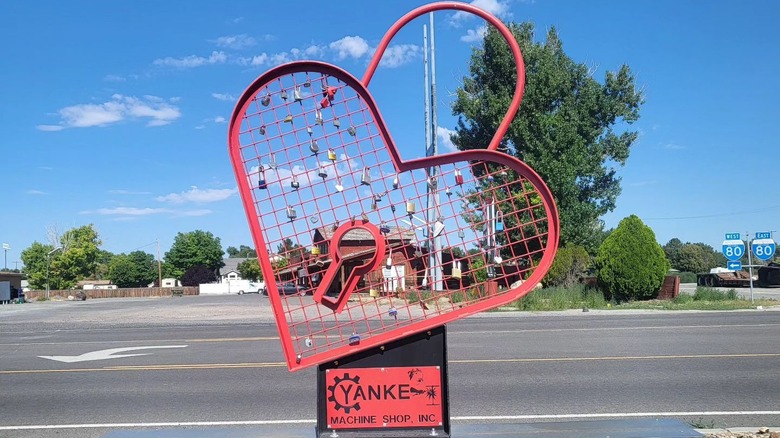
left=211, top=92, right=236, bottom=101
left=235, top=37, right=416, bottom=69
left=379, top=44, right=421, bottom=68
left=461, top=25, right=488, bottom=42
left=212, top=34, right=256, bottom=49
left=436, top=126, right=459, bottom=152
left=153, top=51, right=227, bottom=68
left=26, top=189, right=47, bottom=195
left=36, top=124, right=64, bottom=132
left=664, top=143, right=686, bottom=150
left=329, top=36, right=371, bottom=60
left=156, top=186, right=237, bottom=204
left=38, top=94, right=181, bottom=130
left=213, top=116, right=226, bottom=123
left=450, top=0, right=512, bottom=24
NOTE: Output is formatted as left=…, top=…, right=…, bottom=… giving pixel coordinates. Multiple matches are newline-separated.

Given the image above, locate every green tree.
left=164, top=230, right=224, bottom=279
left=452, top=23, right=643, bottom=253
left=226, top=245, right=257, bottom=258
left=594, top=215, right=669, bottom=301
left=93, top=249, right=115, bottom=280
left=53, top=224, right=102, bottom=288
left=663, top=238, right=684, bottom=268
left=108, top=251, right=157, bottom=288
left=19, top=224, right=103, bottom=290
left=675, top=244, right=709, bottom=274
left=276, top=238, right=304, bottom=261
left=237, top=258, right=262, bottom=282
left=544, top=244, right=590, bottom=287
left=20, top=242, right=57, bottom=290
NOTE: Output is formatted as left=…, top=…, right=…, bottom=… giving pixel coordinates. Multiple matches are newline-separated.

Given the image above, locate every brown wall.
left=24, top=287, right=199, bottom=300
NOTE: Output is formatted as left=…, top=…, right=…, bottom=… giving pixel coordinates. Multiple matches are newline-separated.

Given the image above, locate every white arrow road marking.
left=38, top=345, right=188, bottom=363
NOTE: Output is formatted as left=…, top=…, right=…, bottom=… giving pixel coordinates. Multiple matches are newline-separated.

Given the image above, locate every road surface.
left=0, top=296, right=778, bottom=437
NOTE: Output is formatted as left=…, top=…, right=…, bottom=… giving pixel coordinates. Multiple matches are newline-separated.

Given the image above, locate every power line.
left=644, top=205, right=780, bottom=221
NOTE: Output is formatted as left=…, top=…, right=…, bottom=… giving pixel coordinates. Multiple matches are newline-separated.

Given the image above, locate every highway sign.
left=722, top=238, right=745, bottom=262
left=751, top=238, right=776, bottom=261
left=755, top=232, right=771, bottom=239
left=726, top=261, right=742, bottom=271
left=725, top=233, right=741, bottom=240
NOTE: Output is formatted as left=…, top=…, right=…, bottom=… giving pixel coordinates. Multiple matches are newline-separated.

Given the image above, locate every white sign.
left=38, top=345, right=188, bottom=363
left=1, top=243, right=9, bottom=250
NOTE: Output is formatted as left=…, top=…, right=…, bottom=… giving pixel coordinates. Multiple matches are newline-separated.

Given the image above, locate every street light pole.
left=46, top=246, right=63, bottom=300
left=2, top=243, right=9, bottom=270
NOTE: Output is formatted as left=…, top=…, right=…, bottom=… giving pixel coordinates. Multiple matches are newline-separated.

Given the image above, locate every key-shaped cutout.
left=312, top=219, right=387, bottom=313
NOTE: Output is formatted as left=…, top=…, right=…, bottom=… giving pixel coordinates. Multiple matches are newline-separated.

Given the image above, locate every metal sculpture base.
left=316, top=326, right=450, bottom=438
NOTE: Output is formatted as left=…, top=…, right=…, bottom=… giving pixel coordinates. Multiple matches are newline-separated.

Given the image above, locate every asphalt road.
left=1, top=296, right=779, bottom=437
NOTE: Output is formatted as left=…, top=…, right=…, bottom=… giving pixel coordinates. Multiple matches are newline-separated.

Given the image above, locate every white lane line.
left=2, top=411, right=779, bottom=431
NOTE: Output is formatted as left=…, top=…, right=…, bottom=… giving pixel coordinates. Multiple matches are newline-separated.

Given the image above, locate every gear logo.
left=328, top=373, right=361, bottom=414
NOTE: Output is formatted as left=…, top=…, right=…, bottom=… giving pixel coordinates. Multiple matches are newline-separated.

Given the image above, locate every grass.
left=500, top=285, right=776, bottom=312
left=509, top=285, right=607, bottom=311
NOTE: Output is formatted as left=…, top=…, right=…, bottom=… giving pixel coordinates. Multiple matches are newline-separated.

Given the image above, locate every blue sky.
left=2, top=0, right=778, bottom=268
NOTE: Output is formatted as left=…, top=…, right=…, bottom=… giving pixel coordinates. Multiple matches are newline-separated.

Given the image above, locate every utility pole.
left=157, top=239, right=163, bottom=290
left=746, top=231, right=754, bottom=303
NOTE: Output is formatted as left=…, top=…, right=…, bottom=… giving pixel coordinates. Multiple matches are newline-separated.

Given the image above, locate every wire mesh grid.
left=231, top=64, right=555, bottom=369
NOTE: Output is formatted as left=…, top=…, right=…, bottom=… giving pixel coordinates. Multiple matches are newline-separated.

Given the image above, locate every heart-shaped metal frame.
left=228, top=2, right=559, bottom=371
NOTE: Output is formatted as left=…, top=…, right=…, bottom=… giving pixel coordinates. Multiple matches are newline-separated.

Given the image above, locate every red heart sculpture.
left=228, top=2, right=559, bottom=371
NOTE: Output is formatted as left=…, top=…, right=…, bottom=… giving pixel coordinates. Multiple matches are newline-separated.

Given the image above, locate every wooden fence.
left=24, top=287, right=199, bottom=300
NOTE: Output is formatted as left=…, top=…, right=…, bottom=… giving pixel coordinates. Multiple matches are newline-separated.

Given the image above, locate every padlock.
left=286, top=206, right=297, bottom=221
left=451, top=261, right=462, bottom=279
left=327, top=149, right=336, bottom=161
left=347, top=126, right=356, bottom=137
left=310, top=139, right=319, bottom=154
left=260, top=93, right=271, bottom=107
left=454, top=169, right=464, bottom=185
left=361, top=168, right=371, bottom=186
left=406, top=201, right=415, bottom=215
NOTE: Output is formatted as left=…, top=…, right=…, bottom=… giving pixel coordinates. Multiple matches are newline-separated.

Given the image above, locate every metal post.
left=429, top=12, right=442, bottom=292
left=746, top=231, right=754, bottom=303
left=423, top=23, right=434, bottom=290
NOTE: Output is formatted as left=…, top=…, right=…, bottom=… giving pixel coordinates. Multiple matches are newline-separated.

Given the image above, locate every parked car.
left=262, top=283, right=307, bottom=296
left=237, top=282, right=264, bottom=295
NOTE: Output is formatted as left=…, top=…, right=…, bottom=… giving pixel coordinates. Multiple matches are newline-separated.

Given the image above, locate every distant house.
left=77, top=280, right=117, bottom=290
left=274, top=226, right=420, bottom=295
left=219, top=255, right=280, bottom=283
left=219, top=258, right=251, bottom=283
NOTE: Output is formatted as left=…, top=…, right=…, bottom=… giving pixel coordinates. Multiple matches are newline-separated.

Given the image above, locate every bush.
left=594, top=215, right=669, bottom=302
left=544, top=245, right=590, bottom=287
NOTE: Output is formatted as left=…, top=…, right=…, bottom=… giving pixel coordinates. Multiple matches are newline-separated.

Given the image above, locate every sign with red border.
left=325, top=366, right=443, bottom=429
